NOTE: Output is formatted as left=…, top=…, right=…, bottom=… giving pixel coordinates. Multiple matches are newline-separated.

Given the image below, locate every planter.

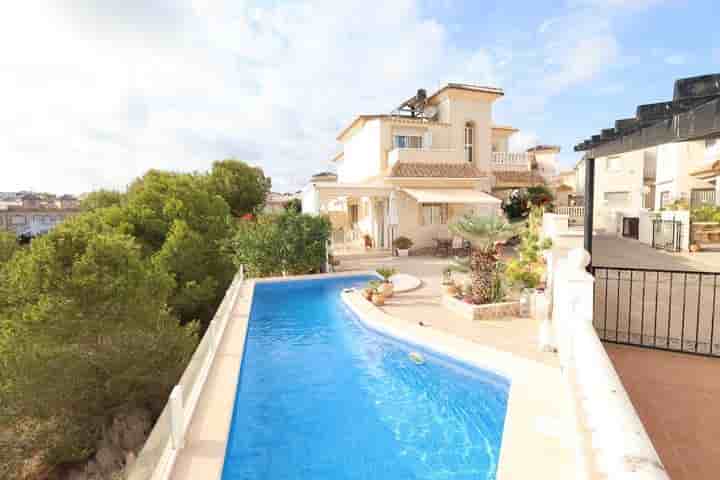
left=442, top=293, right=522, bottom=321
left=361, top=288, right=373, bottom=301
left=442, top=284, right=458, bottom=296
left=371, top=293, right=385, bottom=306
left=397, top=249, right=410, bottom=257
left=380, top=282, right=394, bottom=298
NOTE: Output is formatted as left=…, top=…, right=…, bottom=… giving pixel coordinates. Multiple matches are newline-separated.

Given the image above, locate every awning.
left=402, top=188, right=501, bottom=204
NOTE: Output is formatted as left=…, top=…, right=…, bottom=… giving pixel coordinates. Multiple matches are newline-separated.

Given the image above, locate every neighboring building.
left=264, top=192, right=300, bottom=214
left=0, top=192, right=80, bottom=237
left=574, top=73, right=720, bottom=232
left=302, top=83, right=560, bottom=249
left=548, top=170, right=577, bottom=206
left=489, top=145, right=562, bottom=201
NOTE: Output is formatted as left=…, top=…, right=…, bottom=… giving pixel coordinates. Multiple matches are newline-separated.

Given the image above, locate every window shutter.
left=441, top=204, right=449, bottom=224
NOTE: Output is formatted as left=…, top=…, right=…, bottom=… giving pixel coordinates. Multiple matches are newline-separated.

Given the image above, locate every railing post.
left=554, top=248, right=594, bottom=373
left=169, top=385, right=185, bottom=450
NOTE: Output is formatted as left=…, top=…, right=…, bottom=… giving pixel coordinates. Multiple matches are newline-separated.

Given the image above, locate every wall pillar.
left=583, top=157, right=596, bottom=259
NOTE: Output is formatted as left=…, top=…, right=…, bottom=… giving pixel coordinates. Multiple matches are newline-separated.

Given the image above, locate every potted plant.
left=393, top=236, right=413, bottom=256
left=441, top=267, right=458, bottom=295
left=368, top=280, right=385, bottom=306
left=376, top=267, right=397, bottom=297
left=361, top=283, right=375, bottom=301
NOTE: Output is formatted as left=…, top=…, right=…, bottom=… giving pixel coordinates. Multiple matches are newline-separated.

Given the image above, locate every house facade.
left=574, top=73, right=720, bottom=244
left=302, top=83, right=559, bottom=250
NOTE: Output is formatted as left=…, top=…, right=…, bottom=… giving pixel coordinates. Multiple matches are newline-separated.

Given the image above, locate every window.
left=604, top=191, right=630, bottom=207
left=421, top=204, right=448, bottom=225
left=10, top=215, right=26, bottom=225
left=393, top=135, right=423, bottom=149
left=349, top=204, right=359, bottom=225
left=464, top=122, right=474, bottom=163
left=659, top=191, right=671, bottom=209
left=606, top=156, right=622, bottom=172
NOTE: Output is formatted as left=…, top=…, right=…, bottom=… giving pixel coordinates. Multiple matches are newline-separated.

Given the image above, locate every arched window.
left=464, top=122, right=474, bottom=163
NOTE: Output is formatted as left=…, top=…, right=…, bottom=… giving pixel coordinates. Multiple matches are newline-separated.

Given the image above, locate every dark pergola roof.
left=575, top=73, right=720, bottom=158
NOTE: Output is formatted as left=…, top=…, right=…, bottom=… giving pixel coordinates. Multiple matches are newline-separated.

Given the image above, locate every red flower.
left=241, top=213, right=254, bottom=221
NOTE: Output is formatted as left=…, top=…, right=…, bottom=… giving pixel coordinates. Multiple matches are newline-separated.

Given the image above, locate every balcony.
left=388, top=148, right=461, bottom=166
left=490, top=152, right=532, bottom=171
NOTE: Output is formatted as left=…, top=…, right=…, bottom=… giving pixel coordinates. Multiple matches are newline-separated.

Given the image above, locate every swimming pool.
left=221, top=275, right=510, bottom=479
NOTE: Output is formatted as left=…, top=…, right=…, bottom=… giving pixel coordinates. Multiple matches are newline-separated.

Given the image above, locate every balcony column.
left=583, top=157, right=595, bottom=259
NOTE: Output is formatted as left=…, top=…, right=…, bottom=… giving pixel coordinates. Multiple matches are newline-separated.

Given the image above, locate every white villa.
left=302, top=83, right=560, bottom=250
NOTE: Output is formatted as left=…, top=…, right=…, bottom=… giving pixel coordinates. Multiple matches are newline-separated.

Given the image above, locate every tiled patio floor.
left=606, top=344, right=720, bottom=480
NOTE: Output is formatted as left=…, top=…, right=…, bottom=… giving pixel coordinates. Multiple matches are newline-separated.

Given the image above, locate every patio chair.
left=452, top=236, right=469, bottom=256
left=434, top=238, right=452, bottom=257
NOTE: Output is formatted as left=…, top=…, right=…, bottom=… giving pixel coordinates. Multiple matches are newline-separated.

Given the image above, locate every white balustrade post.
left=240, top=264, right=245, bottom=282
left=169, top=385, right=185, bottom=450
left=554, top=248, right=594, bottom=374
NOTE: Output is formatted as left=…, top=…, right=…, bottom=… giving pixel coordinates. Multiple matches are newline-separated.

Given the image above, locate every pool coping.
left=170, top=270, right=575, bottom=480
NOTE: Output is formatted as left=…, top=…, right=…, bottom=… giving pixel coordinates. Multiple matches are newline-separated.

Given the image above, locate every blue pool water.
left=221, top=276, right=510, bottom=480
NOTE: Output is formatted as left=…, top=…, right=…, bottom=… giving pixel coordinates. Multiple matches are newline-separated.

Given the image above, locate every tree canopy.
left=79, top=189, right=125, bottom=211
left=205, top=159, right=271, bottom=217
left=0, top=160, right=270, bottom=478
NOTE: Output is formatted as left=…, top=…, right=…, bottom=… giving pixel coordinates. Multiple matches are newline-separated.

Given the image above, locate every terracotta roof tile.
left=389, top=162, right=484, bottom=178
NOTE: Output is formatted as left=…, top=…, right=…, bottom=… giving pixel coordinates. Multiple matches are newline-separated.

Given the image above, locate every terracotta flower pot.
left=381, top=282, right=394, bottom=298
left=362, top=288, right=373, bottom=301
left=371, top=293, right=385, bottom=306
left=443, top=284, right=458, bottom=296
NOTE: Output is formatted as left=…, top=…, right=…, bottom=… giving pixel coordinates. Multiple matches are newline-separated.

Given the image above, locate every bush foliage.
left=230, top=211, right=331, bottom=277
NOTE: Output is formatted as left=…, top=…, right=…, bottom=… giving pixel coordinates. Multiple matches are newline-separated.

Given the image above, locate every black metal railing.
left=592, top=266, right=720, bottom=357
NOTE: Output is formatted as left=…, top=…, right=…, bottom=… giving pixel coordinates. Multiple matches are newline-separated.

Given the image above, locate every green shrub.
left=506, top=206, right=551, bottom=289
left=691, top=204, right=720, bottom=222
left=393, top=236, right=413, bottom=250
left=376, top=267, right=396, bottom=282
left=230, top=211, right=331, bottom=277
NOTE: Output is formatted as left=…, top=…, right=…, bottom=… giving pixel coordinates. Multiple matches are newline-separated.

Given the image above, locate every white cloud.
left=0, top=0, right=505, bottom=193
left=0, top=0, right=654, bottom=194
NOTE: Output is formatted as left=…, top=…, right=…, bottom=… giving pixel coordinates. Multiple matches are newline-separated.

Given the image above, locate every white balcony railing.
left=490, top=152, right=532, bottom=171
left=388, top=147, right=461, bottom=166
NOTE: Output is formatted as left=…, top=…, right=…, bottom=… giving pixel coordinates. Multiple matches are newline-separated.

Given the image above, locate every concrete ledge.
left=442, top=293, right=521, bottom=320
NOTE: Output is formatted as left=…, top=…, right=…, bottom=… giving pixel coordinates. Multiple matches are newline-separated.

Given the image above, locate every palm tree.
left=450, top=215, right=514, bottom=304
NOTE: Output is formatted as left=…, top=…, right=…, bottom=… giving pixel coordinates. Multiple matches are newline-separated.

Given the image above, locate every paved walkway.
left=607, top=344, right=720, bottom=480
left=554, top=234, right=720, bottom=271
left=339, top=254, right=577, bottom=479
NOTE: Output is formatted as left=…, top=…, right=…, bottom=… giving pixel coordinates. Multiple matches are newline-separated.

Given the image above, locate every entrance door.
left=374, top=200, right=386, bottom=248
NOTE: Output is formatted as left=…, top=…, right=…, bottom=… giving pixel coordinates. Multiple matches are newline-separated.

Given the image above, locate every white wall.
left=654, top=140, right=713, bottom=207
left=535, top=151, right=559, bottom=179
left=550, top=249, right=669, bottom=480
left=337, top=119, right=383, bottom=183
left=593, top=150, right=645, bottom=231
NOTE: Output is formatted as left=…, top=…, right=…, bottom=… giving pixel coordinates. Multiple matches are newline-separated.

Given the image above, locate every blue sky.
left=0, top=0, right=718, bottom=193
